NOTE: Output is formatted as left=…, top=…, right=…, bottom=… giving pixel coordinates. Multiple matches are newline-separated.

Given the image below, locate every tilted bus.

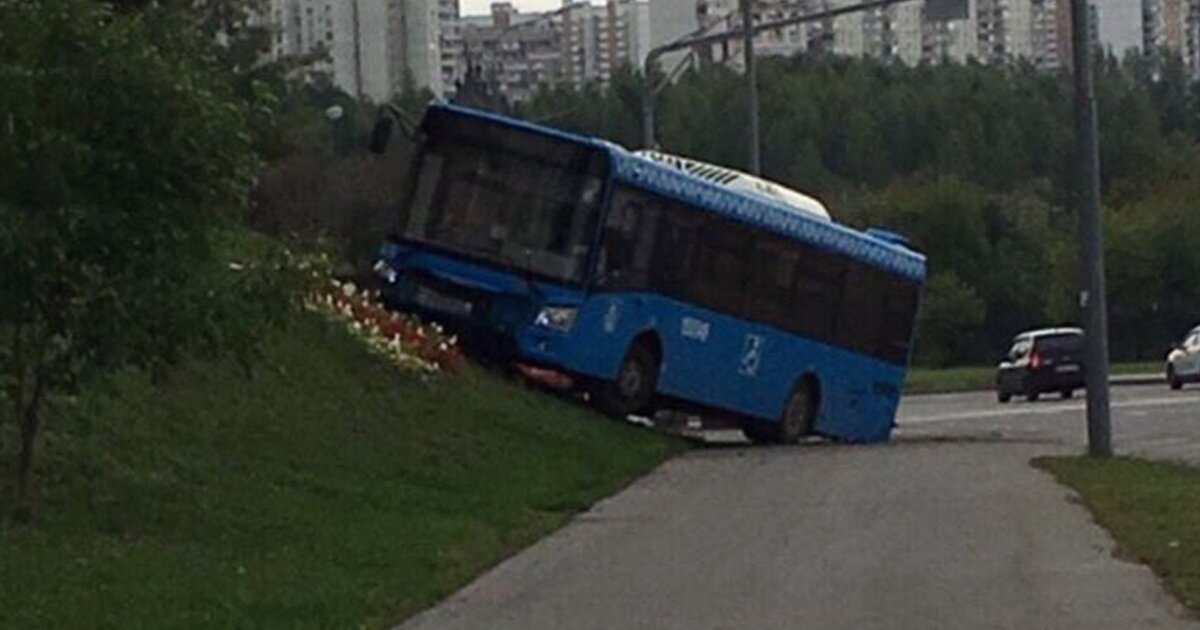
left=371, top=102, right=926, bottom=444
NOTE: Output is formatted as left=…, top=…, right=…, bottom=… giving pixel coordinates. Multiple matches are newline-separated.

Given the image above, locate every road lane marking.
left=899, top=396, right=1196, bottom=425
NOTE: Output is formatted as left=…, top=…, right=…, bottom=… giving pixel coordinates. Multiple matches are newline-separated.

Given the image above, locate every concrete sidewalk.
left=396, top=441, right=1196, bottom=630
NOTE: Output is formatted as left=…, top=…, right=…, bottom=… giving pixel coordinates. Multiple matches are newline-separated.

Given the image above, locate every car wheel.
left=1168, top=365, right=1184, bottom=391
left=1060, top=389, right=1074, bottom=399
left=1025, top=391, right=1040, bottom=403
left=997, top=390, right=1011, bottom=404
left=597, top=343, right=659, bottom=419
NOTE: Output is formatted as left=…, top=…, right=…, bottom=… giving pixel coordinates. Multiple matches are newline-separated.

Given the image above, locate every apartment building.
left=268, top=0, right=442, bottom=101
left=1143, top=0, right=1200, bottom=77
left=456, top=1, right=645, bottom=102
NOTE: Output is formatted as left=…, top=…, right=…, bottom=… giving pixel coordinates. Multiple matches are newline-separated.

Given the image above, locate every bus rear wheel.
left=597, top=343, right=659, bottom=419
left=778, top=381, right=818, bottom=444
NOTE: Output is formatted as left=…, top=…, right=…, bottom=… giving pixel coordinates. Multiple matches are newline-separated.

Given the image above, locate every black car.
left=996, top=328, right=1086, bottom=403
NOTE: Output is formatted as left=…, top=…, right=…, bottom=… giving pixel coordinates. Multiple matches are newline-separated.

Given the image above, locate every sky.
left=461, top=0, right=561, bottom=15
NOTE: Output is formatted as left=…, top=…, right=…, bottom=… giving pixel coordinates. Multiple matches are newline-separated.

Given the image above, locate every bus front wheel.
left=778, top=381, right=818, bottom=444
left=597, top=343, right=659, bottom=419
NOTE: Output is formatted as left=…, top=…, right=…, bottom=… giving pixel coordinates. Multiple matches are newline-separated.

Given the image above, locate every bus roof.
left=633, top=150, right=832, bottom=222
left=423, top=102, right=927, bottom=282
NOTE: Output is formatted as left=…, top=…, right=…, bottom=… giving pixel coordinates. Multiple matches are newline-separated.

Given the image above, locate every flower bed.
left=306, top=279, right=465, bottom=375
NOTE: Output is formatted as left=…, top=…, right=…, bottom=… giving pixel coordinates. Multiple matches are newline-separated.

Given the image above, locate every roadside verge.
left=1035, top=456, right=1200, bottom=618
left=0, top=313, right=687, bottom=629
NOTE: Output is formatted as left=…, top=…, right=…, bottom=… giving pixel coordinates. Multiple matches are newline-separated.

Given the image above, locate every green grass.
left=905, top=366, right=995, bottom=395
left=905, top=361, right=1164, bottom=395
left=1035, top=456, right=1200, bottom=616
left=1110, top=361, right=1165, bottom=376
left=0, top=314, right=686, bottom=629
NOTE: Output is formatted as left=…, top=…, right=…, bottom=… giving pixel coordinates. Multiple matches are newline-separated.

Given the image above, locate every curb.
left=1110, top=373, right=1164, bottom=386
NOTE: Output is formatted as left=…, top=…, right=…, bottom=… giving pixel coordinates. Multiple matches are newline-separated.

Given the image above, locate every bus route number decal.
left=681, top=317, right=710, bottom=342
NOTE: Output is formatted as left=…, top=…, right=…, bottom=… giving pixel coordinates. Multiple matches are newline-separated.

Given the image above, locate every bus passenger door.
left=591, top=188, right=662, bottom=381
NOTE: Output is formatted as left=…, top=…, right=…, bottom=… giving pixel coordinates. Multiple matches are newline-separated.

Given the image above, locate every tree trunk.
left=9, top=324, right=47, bottom=524
left=13, top=373, right=45, bottom=523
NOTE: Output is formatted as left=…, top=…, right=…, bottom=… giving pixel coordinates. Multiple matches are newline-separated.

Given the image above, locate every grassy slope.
left=905, top=361, right=1163, bottom=395
left=0, top=314, right=686, bottom=629
left=1036, top=456, right=1200, bottom=615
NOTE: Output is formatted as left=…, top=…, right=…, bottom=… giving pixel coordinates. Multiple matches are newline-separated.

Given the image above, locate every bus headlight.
left=373, top=259, right=398, bottom=284
left=535, top=306, right=578, bottom=332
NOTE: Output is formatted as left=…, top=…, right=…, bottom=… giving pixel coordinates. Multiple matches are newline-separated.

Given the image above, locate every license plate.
left=415, top=287, right=473, bottom=316
left=1056, top=364, right=1080, bottom=373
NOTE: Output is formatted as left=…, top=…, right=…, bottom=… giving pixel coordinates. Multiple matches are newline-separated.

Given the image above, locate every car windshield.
left=1035, top=334, right=1082, bottom=353
left=402, top=109, right=608, bottom=285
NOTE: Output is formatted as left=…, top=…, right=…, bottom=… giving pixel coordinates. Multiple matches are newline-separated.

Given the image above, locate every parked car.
left=1166, top=324, right=1200, bottom=390
left=996, top=328, right=1086, bottom=403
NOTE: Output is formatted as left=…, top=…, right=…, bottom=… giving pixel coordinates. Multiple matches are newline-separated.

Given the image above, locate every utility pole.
left=1070, top=0, right=1113, bottom=457
left=741, top=0, right=761, bottom=175
left=352, top=0, right=364, bottom=100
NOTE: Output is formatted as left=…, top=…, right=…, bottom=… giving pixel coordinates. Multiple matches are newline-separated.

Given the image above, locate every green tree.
left=915, top=273, right=987, bottom=367
left=0, top=0, right=290, bottom=520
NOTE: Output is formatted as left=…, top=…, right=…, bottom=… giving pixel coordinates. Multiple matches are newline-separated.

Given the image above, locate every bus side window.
left=793, top=248, right=844, bottom=341
left=650, top=199, right=699, bottom=294
left=597, top=189, right=658, bottom=290
left=688, top=217, right=751, bottom=315
left=836, top=264, right=889, bottom=358
left=746, top=239, right=797, bottom=331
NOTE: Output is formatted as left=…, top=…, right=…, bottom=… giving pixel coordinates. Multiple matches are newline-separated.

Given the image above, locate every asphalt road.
left=896, top=383, right=1200, bottom=466
left=396, top=384, right=1200, bottom=630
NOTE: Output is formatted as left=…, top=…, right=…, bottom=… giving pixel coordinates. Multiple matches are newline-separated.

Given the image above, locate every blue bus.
left=371, top=102, right=926, bottom=444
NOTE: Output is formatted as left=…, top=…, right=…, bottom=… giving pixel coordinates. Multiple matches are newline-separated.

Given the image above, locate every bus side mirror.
left=369, top=115, right=394, bottom=155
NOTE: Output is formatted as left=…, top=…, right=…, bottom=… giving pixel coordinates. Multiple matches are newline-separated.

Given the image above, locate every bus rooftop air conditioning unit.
left=634, top=150, right=832, bottom=222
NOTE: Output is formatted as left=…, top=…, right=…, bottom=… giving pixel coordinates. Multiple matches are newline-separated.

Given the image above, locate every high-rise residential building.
left=975, top=0, right=1036, bottom=63
left=693, top=0, right=964, bottom=68
left=1027, top=0, right=1073, bottom=71
left=561, top=1, right=644, bottom=88
left=455, top=1, right=644, bottom=102
left=393, top=0, right=445, bottom=95
left=270, top=0, right=390, bottom=101
left=921, top=4, right=978, bottom=64
left=459, top=3, right=565, bottom=103
left=439, top=0, right=464, bottom=95
left=1189, top=0, right=1200, bottom=77
left=628, top=1, right=654, bottom=68
left=267, top=0, right=442, bottom=101
left=1143, top=0, right=1200, bottom=77
left=1144, top=0, right=1186, bottom=53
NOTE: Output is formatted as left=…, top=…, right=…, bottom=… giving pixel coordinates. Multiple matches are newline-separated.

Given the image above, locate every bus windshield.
left=403, top=109, right=608, bottom=285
